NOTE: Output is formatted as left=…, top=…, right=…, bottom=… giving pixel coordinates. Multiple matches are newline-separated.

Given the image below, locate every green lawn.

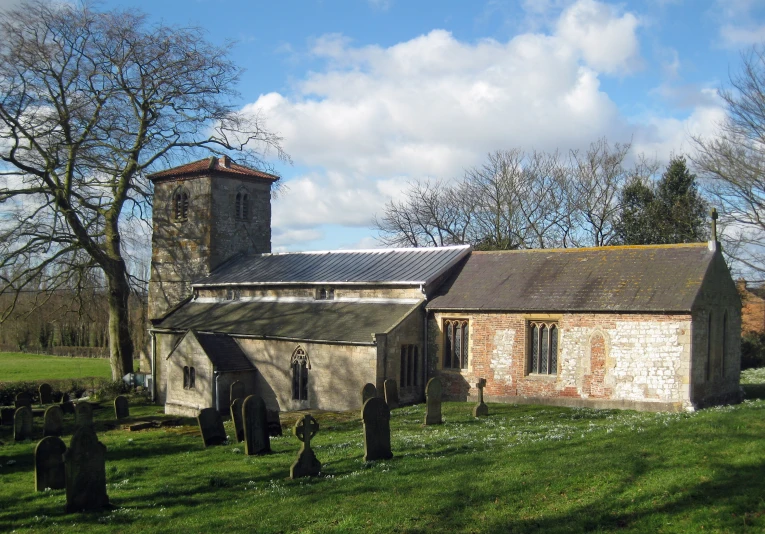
left=1, top=374, right=764, bottom=533
left=0, top=352, right=111, bottom=381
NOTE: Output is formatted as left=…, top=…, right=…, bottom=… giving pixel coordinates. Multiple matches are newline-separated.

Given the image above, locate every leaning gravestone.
left=44, top=405, right=64, bottom=437
left=15, top=392, right=33, bottom=409
left=14, top=406, right=33, bottom=441
left=39, top=383, right=53, bottom=405
left=384, top=379, right=399, bottom=410
left=472, top=378, right=489, bottom=417
left=362, top=397, right=393, bottom=461
left=114, top=396, right=129, bottom=420
left=230, top=380, right=245, bottom=404
left=230, top=398, right=244, bottom=443
left=64, top=425, right=109, bottom=512
left=35, top=436, right=67, bottom=491
left=196, top=407, right=227, bottom=447
left=361, top=383, right=377, bottom=404
left=242, top=395, right=271, bottom=455
left=290, top=414, right=321, bottom=479
left=424, top=377, right=443, bottom=425
left=75, top=402, right=93, bottom=427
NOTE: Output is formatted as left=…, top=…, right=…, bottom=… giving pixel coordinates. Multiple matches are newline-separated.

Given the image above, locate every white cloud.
left=720, top=24, right=765, bottom=47
left=713, top=0, right=765, bottom=48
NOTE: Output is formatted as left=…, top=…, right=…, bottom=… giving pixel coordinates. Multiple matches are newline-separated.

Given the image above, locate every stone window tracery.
left=528, top=321, right=558, bottom=375
left=173, top=187, right=189, bottom=222
left=291, top=346, right=309, bottom=401
left=444, top=319, right=469, bottom=369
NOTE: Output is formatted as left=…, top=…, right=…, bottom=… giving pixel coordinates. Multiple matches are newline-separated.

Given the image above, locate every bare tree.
left=693, top=45, right=765, bottom=279
left=0, top=2, right=288, bottom=378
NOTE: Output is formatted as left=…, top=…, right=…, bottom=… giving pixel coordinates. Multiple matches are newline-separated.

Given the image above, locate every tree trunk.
left=105, top=261, right=134, bottom=380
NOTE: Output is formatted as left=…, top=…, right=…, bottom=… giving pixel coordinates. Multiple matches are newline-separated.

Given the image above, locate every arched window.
left=235, top=190, right=250, bottom=221
left=183, top=366, right=189, bottom=389
left=183, top=365, right=196, bottom=390
left=528, top=321, right=558, bottom=375
left=173, top=188, right=189, bottom=222
left=444, top=319, right=469, bottom=369
left=291, top=346, right=309, bottom=401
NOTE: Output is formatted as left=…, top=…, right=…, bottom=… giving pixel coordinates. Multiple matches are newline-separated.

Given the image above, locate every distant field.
left=0, top=351, right=111, bottom=382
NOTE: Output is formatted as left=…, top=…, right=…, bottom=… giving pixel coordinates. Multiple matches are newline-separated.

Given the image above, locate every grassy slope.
left=0, top=373, right=763, bottom=533
left=0, top=352, right=111, bottom=382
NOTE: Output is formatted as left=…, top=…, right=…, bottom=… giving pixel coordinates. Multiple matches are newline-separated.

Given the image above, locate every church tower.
left=147, top=156, right=279, bottom=320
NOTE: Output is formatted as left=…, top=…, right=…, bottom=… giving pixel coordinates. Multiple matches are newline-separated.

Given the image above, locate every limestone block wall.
left=154, top=332, right=183, bottom=405
left=164, top=334, right=214, bottom=416
left=210, top=177, right=272, bottom=263
left=429, top=311, right=697, bottom=411
left=378, top=306, right=425, bottom=405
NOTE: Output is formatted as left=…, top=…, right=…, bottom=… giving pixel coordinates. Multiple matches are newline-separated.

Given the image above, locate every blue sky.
left=5, top=0, right=765, bottom=252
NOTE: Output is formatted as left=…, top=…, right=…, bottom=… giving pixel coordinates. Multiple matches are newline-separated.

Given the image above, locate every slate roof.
left=193, top=332, right=254, bottom=372
left=194, top=245, right=471, bottom=287
left=155, top=301, right=422, bottom=344
left=427, top=243, right=718, bottom=313
left=147, top=156, right=279, bottom=182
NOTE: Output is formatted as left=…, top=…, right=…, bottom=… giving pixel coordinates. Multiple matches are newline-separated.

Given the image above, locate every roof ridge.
left=472, top=243, right=708, bottom=254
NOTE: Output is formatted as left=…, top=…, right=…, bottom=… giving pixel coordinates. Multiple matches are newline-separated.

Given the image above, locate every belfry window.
left=173, top=188, right=189, bottom=222
left=235, top=191, right=250, bottom=221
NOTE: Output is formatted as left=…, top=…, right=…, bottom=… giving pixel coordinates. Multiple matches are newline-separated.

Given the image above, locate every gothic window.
left=173, top=188, right=189, bottom=222
left=291, top=346, right=309, bottom=401
left=183, top=366, right=196, bottom=389
left=528, top=321, right=558, bottom=375
left=400, top=345, right=419, bottom=387
left=235, top=190, right=250, bottom=221
left=444, top=319, right=469, bottom=369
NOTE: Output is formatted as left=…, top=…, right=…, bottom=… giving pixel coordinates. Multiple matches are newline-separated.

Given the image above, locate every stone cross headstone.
left=64, top=425, right=109, bottom=512
left=473, top=378, right=489, bottom=417
left=35, top=436, right=66, bottom=491
left=39, top=383, right=53, bottom=405
left=242, top=395, right=271, bottom=455
left=14, top=406, right=33, bottom=441
left=230, top=380, right=245, bottom=404
left=114, top=396, right=129, bottom=420
left=230, top=398, right=244, bottom=443
left=361, top=383, right=377, bottom=405
left=384, top=379, right=399, bottom=410
left=362, top=397, right=393, bottom=461
left=75, top=402, right=93, bottom=427
left=44, top=405, right=64, bottom=437
left=15, top=392, right=33, bottom=409
left=424, top=377, right=443, bottom=425
left=290, top=414, right=321, bottom=479
left=196, top=407, right=227, bottom=447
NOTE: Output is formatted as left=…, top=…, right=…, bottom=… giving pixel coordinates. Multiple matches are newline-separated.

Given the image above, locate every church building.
left=146, top=157, right=742, bottom=416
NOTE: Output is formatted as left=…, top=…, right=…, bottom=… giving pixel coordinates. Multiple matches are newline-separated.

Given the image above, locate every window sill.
left=525, top=373, right=557, bottom=380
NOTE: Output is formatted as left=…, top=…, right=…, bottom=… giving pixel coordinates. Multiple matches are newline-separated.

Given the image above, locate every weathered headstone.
left=230, top=380, right=245, bottom=404
left=39, top=383, right=53, bottom=405
left=196, top=407, right=227, bottom=447
left=362, top=397, right=393, bottom=461
left=35, top=436, right=66, bottom=491
left=43, top=405, right=64, bottom=437
left=114, top=396, right=129, bottom=420
left=1, top=407, right=14, bottom=426
left=424, top=377, right=443, bottom=425
left=384, top=379, right=399, bottom=410
left=64, top=425, right=109, bottom=512
left=75, top=402, right=93, bottom=427
left=290, top=414, right=321, bottom=479
left=267, top=409, right=283, bottom=437
left=14, top=406, right=33, bottom=441
left=15, top=392, right=33, bottom=409
left=361, top=383, right=377, bottom=404
left=242, top=395, right=271, bottom=455
left=472, top=378, right=489, bottom=417
left=230, top=398, right=245, bottom=442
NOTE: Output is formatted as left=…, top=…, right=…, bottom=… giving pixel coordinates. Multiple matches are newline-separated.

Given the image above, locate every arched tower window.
left=235, top=190, right=250, bottom=221
left=173, top=187, right=189, bottom=222
left=291, top=346, right=309, bottom=401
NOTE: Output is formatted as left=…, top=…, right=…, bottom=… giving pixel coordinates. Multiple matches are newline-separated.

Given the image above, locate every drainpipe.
left=214, top=371, right=221, bottom=412
left=150, top=332, right=156, bottom=402
left=422, top=302, right=428, bottom=402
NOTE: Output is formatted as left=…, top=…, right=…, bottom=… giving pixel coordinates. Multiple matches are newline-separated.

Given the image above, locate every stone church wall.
left=376, top=305, right=425, bottom=405
left=164, top=334, right=215, bottom=417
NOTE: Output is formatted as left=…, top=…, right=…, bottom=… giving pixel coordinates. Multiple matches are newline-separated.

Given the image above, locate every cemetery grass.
left=0, top=384, right=764, bottom=532
left=0, top=352, right=111, bottom=382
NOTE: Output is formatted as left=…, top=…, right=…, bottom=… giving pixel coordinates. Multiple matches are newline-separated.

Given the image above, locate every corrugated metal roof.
left=155, top=300, right=422, bottom=344
left=194, top=333, right=255, bottom=372
left=427, top=243, right=718, bottom=312
left=194, top=245, right=471, bottom=286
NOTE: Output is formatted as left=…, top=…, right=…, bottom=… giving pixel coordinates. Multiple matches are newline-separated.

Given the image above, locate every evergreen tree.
left=616, top=177, right=656, bottom=245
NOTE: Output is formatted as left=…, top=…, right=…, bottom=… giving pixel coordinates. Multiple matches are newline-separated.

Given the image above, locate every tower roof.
left=147, top=156, right=279, bottom=182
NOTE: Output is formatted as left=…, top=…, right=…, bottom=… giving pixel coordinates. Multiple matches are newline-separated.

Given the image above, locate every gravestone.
left=242, top=395, right=271, bottom=455
left=61, top=400, right=75, bottom=415
left=361, top=383, right=377, bottom=404
left=114, top=396, right=129, bottom=420
left=15, top=392, right=33, bottom=409
left=362, top=397, right=393, bottom=461
left=384, top=379, right=399, bottom=410
left=75, top=402, right=93, bottom=427
left=230, top=380, right=245, bottom=404
left=424, top=377, right=443, bottom=425
left=267, top=409, right=283, bottom=437
left=35, top=436, right=66, bottom=491
left=230, top=398, right=244, bottom=442
left=1, top=407, right=14, bottom=426
left=196, top=407, right=227, bottom=447
left=44, top=405, right=64, bottom=437
left=472, top=378, right=489, bottom=417
left=14, top=406, right=33, bottom=441
left=39, top=383, right=53, bottom=405
left=64, top=425, right=109, bottom=512
left=290, top=414, right=321, bottom=479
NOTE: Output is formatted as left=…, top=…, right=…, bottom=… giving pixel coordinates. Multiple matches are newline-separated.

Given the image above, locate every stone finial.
left=711, top=207, right=718, bottom=241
